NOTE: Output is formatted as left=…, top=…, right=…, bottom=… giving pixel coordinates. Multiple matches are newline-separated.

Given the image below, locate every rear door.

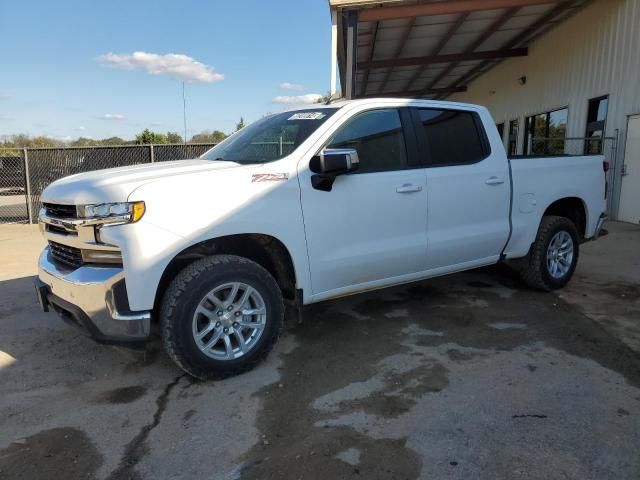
left=411, top=107, right=511, bottom=270
left=298, top=107, right=429, bottom=296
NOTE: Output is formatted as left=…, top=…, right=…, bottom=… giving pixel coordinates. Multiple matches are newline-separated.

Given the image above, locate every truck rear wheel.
left=518, top=215, right=579, bottom=291
left=160, top=255, right=284, bottom=380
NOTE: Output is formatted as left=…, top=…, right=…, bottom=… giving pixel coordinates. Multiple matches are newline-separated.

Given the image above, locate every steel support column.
left=344, top=10, right=358, bottom=99
left=330, top=9, right=338, bottom=96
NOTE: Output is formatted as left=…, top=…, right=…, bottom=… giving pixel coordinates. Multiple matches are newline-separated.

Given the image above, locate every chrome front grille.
left=41, top=203, right=122, bottom=267
left=47, top=224, right=73, bottom=236
left=43, top=203, right=78, bottom=219
left=49, top=241, right=83, bottom=268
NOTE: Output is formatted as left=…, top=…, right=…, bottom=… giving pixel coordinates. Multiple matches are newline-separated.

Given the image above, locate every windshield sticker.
left=288, top=112, right=326, bottom=121
left=251, top=173, right=289, bottom=183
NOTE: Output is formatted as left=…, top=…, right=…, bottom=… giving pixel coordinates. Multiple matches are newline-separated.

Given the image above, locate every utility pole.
left=182, top=81, right=188, bottom=144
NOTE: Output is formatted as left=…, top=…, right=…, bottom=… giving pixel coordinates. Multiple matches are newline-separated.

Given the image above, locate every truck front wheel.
left=518, top=215, right=580, bottom=291
left=160, top=255, right=284, bottom=380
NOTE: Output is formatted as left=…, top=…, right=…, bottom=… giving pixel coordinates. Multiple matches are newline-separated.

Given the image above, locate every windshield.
left=201, top=108, right=338, bottom=164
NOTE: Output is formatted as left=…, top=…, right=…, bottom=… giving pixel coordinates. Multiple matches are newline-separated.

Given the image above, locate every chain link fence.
left=0, top=135, right=620, bottom=224
left=0, top=143, right=215, bottom=224
left=0, top=149, right=27, bottom=223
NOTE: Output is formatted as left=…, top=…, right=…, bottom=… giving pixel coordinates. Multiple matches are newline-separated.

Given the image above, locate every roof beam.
left=358, top=47, right=528, bottom=69
left=359, top=21, right=379, bottom=96
left=359, top=0, right=558, bottom=22
left=363, top=85, right=468, bottom=98
left=421, top=6, right=521, bottom=94
left=376, top=18, right=417, bottom=95
left=445, top=0, right=577, bottom=93
left=403, top=11, right=469, bottom=92
left=504, top=0, right=576, bottom=49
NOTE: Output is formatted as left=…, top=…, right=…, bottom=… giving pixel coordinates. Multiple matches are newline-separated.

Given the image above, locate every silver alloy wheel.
left=192, top=282, right=267, bottom=360
left=546, top=230, right=574, bottom=279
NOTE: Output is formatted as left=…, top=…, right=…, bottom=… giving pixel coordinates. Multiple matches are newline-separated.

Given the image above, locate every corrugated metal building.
left=328, top=0, right=640, bottom=222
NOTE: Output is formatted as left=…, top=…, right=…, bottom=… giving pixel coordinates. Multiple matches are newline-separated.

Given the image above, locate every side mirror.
left=309, top=148, right=359, bottom=191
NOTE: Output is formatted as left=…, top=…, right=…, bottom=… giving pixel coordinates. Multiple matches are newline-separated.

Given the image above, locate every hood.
left=41, top=159, right=241, bottom=205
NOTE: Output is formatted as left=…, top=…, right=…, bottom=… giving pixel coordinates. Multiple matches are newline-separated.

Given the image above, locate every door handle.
left=396, top=184, right=423, bottom=194
left=485, top=176, right=505, bottom=185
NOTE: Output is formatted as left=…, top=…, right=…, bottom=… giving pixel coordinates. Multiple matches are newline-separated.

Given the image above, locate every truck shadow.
left=240, top=266, right=640, bottom=479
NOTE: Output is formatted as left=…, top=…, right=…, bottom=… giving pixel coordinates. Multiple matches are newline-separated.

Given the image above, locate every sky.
left=0, top=0, right=333, bottom=141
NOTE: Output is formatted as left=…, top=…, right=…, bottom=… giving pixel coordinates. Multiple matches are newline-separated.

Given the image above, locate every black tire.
left=159, top=254, right=284, bottom=380
left=518, top=215, right=580, bottom=291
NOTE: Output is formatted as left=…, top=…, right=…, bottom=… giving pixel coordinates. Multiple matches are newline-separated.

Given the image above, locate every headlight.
left=81, top=201, right=145, bottom=223
left=81, top=249, right=123, bottom=264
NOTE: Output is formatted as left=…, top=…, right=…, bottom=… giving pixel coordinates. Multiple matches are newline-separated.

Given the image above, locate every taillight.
left=603, top=161, right=609, bottom=199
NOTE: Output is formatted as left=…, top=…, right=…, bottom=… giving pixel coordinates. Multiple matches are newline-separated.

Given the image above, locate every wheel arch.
left=542, top=196, right=587, bottom=240
left=153, top=233, right=298, bottom=313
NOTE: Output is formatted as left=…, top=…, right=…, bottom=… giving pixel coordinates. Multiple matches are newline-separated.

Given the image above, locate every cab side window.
left=326, top=109, right=407, bottom=173
left=415, top=109, right=488, bottom=166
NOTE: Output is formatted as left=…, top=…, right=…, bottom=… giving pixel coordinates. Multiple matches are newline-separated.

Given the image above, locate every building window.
left=496, top=123, right=505, bottom=143
left=585, top=95, right=608, bottom=154
left=523, top=107, right=568, bottom=155
left=508, top=119, right=519, bottom=156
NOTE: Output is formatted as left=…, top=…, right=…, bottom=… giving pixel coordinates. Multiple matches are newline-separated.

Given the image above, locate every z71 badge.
left=251, top=173, right=289, bottom=183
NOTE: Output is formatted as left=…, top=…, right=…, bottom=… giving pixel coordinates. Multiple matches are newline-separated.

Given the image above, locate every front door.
left=619, top=115, right=640, bottom=224
left=298, top=108, right=428, bottom=297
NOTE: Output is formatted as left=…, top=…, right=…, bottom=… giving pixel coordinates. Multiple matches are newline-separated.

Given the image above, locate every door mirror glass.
left=310, top=148, right=360, bottom=175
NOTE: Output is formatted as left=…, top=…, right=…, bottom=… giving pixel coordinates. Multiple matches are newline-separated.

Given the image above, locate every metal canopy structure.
left=329, top=0, right=592, bottom=99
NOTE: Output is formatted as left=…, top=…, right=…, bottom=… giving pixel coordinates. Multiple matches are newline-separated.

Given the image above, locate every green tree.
left=101, top=136, right=129, bottom=146
left=71, top=136, right=130, bottom=146
left=190, top=130, right=227, bottom=144
left=5, top=134, right=31, bottom=148
left=166, top=132, right=183, bottom=144
left=1, top=134, right=62, bottom=148
left=211, top=130, right=227, bottom=143
left=235, top=117, right=246, bottom=132
left=135, top=129, right=167, bottom=145
left=70, top=137, right=100, bottom=147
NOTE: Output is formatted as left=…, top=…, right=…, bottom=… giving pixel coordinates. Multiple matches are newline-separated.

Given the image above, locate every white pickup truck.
left=35, top=98, right=608, bottom=379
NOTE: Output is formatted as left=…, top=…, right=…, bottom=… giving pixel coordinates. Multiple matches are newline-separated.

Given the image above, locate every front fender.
left=100, top=163, right=309, bottom=310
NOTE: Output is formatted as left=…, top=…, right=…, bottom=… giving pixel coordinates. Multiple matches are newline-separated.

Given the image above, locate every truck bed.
left=504, top=154, right=606, bottom=259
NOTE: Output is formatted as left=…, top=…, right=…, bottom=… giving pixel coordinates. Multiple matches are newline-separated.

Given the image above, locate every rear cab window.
left=411, top=108, right=490, bottom=167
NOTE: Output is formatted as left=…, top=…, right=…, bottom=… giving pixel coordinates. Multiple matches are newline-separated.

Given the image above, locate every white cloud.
left=151, top=121, right=162, bottom=126
left=97, top=51, right=224, bottom=83
left=78, top=126, right=86, bottom=131
left=0, top=94, right=11, bottom=100
left=279, top=82, right=304, bottom=91
left=101, top=113, right=125, bottom=120
left=273, top=93, right=322, bottom=105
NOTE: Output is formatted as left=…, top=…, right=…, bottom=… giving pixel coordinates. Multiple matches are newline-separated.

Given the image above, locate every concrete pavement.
left=1, top=222, right=639, bottom=479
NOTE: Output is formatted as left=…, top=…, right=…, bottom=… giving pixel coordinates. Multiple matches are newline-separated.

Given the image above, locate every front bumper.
left=36, top=247, right=151, bottom=344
